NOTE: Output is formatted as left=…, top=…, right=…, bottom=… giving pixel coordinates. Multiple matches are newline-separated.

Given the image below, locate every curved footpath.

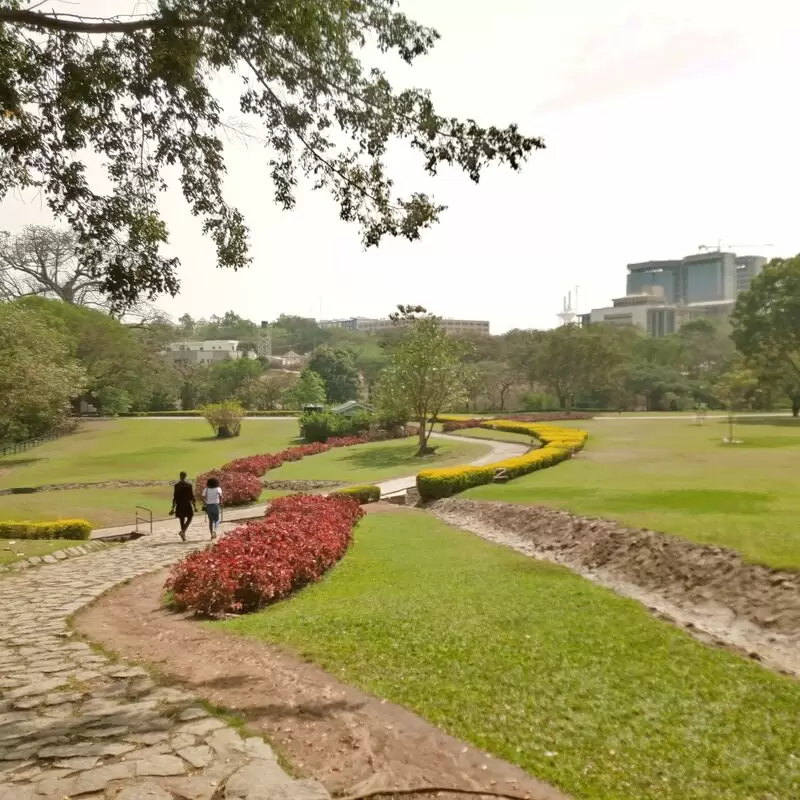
left=89, top=433, right=528, bottom=539
left=0, top=435, right=526, bottom=798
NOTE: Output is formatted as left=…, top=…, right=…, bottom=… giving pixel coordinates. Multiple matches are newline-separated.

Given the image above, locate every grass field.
left=220, top=511, right=800, bottom=800
left=0, top=538, right=82, bottom=566
left=0, top=419, right=300, bottom=488
left=268, top=437, right=489, bottom=483
left=461, top=417, right=800, bottom=569
left=0, top=487, right=288, bottom=528
left=446, top=426, right=535, bottom=445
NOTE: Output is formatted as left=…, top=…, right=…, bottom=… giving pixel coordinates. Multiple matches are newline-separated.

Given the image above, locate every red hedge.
left=166, top=494, right=363, bottom=616
left=195, top=471, right=263, bottom=506
left=219, top=436, right=378, bottom=477
left=440, top=418, right=485, bottom=432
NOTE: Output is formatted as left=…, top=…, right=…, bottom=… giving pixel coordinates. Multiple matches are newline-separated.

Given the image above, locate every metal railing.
left=135, top=506, right=153, bottom=535
left=0, top=429, right=64, bottom=459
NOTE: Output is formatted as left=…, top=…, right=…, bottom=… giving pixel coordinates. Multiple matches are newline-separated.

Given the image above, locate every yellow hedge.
left=0, top=519, right=93, bottom=540
left=417, top=420, right=587, bottom=501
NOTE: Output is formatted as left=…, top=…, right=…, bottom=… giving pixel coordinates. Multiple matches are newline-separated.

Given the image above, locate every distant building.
left=583, top=249, right=767, bottom=337
left=319, top=316, right=491, bottom=336
left=166, top=340, right=256, bottom=366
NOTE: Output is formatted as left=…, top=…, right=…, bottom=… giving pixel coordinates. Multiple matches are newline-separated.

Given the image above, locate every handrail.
left=135, top=505, right=153, bottom=535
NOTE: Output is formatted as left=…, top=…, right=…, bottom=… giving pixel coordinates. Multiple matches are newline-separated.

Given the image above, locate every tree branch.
left=0, top=8, right=206, bottom=34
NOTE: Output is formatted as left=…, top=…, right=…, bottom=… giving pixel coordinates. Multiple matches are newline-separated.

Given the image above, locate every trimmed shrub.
left=166, top=494, right=364, bottom=616
left=440, top=418, right=486, bottom=432
left=195, top=471, right=263, bottom=506
left=0, top=519, right=92, bottom=540
left=417, top=420, right=588, bottom=501
left=300, top=410, right=378, bottom=443
left=202, top=400, right=245, bottom=438
left=333, top=484, right=381, bottom=504
left=118, top=410, right=302, bottom=417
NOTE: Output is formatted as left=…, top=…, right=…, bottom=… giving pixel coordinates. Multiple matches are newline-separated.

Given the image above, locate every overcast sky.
left=3, top=0, right=799, bottom=332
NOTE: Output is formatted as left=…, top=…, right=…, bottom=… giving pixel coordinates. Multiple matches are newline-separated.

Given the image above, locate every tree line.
left=3, top=227, right=800, bottom=444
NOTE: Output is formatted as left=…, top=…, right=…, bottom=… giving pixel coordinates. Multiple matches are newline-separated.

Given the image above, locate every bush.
left=201, top=400, right=245, bottom=438
left=166, top=494, right=364, bottom=616
left=0, top=519, right=92, bottom=540
left=417, top=420, right=588, bottom=501
left=333, top=484, right=381, bottom=504
left=300, top=410, right=378, bottom=443
left=195, top=471, right=263, bottom=506
left=440, top=418, right=486, bottom=431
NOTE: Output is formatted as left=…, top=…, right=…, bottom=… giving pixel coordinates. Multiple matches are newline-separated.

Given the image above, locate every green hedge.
left=332, top=485, right=381, bottom=505
left=0, top=519, right=92, bottom=540
left=116, top=410, right=301, bottom=418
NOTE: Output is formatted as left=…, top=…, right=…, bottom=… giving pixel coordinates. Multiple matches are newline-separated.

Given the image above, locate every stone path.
left=0, top=516, right=330, bottom=800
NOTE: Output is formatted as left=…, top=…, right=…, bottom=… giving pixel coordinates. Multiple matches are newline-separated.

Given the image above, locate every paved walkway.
left=91, top=433, right=530, bottom=539
left=0, top=516, right=330, bottom=800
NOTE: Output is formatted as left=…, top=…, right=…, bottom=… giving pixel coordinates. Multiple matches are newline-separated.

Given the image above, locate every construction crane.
left=698, top=241, right=774, bottom=254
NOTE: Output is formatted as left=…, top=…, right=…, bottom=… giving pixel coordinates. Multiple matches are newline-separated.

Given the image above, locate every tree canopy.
left=731, top=255, right=800, bottom=415
left=0, top=301, right=85, bottom=441
left=0, top=1, right=542, bottom=309
left=375, top=306, right=469, bottom=453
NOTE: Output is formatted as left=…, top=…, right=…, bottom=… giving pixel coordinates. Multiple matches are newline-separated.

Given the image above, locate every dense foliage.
left=167, top=494, right=363, bottom=616
left=201, top=399, right=244, bottom=438
left=332, top=484, right=381, bottom=504
left=0, top=519, right=92, bottom=540
left=731, top=256, right=800, bottom=416
left=0, top=2, right=541, bottom=308
left=299, top=410, right=374, bottom=443
left=194, top=470, right=263, bottom=506
left=376, top=306, right=470, bottom=454
left=0, top=301, right=85, bottom=442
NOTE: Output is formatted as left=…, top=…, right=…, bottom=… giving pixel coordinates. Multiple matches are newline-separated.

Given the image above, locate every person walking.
left=202, top=476, right=223, bottom=540
left=170, top=471, right=197, bottom=542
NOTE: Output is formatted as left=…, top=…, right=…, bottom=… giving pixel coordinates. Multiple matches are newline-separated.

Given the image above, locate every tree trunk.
left=416, top=415, right=437, bottom=456
left=792, top=394, right=800, bottom=417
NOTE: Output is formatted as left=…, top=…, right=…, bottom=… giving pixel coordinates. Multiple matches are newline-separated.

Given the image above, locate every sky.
left=2, top=0, right=800, bottom=332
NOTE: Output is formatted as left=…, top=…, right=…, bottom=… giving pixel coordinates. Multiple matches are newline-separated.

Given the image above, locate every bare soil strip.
left=73, top=569, right=568, bottom=800
left=429, top=499, right=800, bottom=678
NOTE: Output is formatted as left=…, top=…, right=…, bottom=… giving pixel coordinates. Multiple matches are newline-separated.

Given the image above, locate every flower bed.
left=194, top=471, right=264, bottom=506
left=417, top=420, right=588, bottom=501
left=166, top=494, right=363, bottom=616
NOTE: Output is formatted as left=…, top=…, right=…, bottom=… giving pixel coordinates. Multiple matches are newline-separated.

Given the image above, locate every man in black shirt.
left=170, top=471, right=197, bottom=542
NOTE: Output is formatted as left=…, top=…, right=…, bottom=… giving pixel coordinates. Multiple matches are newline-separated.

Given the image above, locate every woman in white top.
left=202, top=476, right=223, bottom=539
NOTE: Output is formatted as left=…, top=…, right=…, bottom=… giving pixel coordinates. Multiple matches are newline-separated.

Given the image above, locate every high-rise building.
left=584, top=250, right=767, bottom=336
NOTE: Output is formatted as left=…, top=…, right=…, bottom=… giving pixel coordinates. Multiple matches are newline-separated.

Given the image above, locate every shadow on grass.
left=0, top=456, right=45, bottom=469
left=339, top=443, right=434, bottom=471
left=735, top=417, right=800, bottom=427
left=601, top=489, right=773, bottom=515
left=715, top=435, right=800, bottom=449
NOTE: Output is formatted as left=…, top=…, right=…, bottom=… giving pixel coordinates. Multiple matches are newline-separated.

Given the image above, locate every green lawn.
left=0, top=486, right=288, bottom=528
left=0, top=419, right=300, bottom=488
left=220, top=511, right=800, bottom=800
left=463, top=417, right=800, bottom=569
left=0, top=538, right=83, bottom=566
left=447, top=426, right=535, bottom=445
left=268, top=437, right=490, bottom=483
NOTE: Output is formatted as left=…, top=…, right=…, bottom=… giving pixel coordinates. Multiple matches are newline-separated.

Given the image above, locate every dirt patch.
left=429, top=499, right=800, bottom=678
left=73, top=571, right=566, bottom=800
